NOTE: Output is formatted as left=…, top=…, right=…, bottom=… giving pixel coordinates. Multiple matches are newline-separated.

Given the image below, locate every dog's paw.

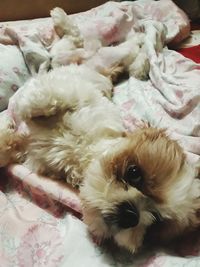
left=82, top=206, right=110, bottom=245
left=129, top=52, right=150, bottom=80
left=51, top=7, right=66, bottom=19
left=50, top=7, right=67, bottom=37
left=0, top=111, right=21, bottom=167
left=51, top=7, right=83, bottom=47
left=90, top=232, right=104, bottom=246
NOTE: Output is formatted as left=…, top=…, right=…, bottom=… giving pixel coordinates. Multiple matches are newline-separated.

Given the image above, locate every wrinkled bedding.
left=0, top=1, right=200, bottom=266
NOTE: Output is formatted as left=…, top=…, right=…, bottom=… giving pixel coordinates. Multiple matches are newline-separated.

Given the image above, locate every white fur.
left=0, top=8, right=198, bottom=253
left=50, top=7, right=150, bottom=80
left=6, top=64, right=123, bottom=186
left=0, top=63, right=199, bottom=253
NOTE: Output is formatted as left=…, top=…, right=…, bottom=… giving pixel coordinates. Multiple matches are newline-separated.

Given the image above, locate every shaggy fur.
left=0, top=63, right=199, bottom=253
left=50, top=7, right=150, bottom=81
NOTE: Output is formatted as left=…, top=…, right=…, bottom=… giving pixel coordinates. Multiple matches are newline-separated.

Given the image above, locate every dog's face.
left=80, top=127, right=198, bottom=252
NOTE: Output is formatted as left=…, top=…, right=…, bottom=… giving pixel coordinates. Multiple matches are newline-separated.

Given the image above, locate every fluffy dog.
left=0, top=63, right=199, bottom=253
left=50, top=7, right=150, bottom=81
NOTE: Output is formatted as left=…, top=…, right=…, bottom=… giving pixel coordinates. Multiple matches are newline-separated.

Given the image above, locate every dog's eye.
left=124, top=165, right=143, bottom=187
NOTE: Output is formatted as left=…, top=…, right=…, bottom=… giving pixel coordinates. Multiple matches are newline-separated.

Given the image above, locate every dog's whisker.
left=126, top=209, right=138, bottom=215
left=1, top=30, right=197, bottom=255
left=104, top=177, right=115, bottom=197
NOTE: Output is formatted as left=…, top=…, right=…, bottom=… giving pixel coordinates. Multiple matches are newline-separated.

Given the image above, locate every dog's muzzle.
left=103, top=201, right=140, bottom=229
left=117, top=201, right=140, bottom=228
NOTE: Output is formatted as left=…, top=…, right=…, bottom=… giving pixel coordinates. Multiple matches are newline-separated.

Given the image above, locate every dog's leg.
left=0, top=111, right=24, bottom=166
left=82, top=206, right=111, bottom=243
left=9, top=78, right=76, bottom=121
left=9, top=65, right=112, bottom=121
left=51, top=7, right=83, bottom=48
left=128, top=44, right=150, bottom=80
left=99, top=33, right=150, bottom=82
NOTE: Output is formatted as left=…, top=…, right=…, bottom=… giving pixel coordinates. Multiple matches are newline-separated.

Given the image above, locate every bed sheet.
left=1, top=165, right=200, bottom=267
left=0, top=0, right=190, bottom=110
left=0, top=1, right=200, bottom=266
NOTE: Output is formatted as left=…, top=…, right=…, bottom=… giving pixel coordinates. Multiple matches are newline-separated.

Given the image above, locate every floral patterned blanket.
left=0, top=1, right=200, bottom=266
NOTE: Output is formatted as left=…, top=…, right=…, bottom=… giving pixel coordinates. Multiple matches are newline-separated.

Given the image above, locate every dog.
left=50, top=7, right=150, bottom=82
left=0, top=62, right=199, bottom=253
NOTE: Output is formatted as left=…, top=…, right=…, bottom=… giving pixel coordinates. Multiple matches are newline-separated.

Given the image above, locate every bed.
left=0, top=1, right=200, bottom=266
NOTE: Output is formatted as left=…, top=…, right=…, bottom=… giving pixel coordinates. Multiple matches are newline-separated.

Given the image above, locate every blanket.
left=0, top=1, right=200, bottom=266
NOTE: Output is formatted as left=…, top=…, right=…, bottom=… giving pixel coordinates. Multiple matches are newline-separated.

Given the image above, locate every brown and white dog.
left=0, top=62, right=199, bottom=253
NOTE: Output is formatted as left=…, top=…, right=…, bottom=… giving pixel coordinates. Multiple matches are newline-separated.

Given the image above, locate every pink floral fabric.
left=113, top=46, right=200, bottom=165
left=17, top=224, right=64, bottom=267
left=0, top=0, right=190, bottom=111
left=7, top=164, right=81, bottom=215
left=0, top=170, right=102, bottom=267
left=1, top=164, right=200, bottom=267
left=0, top=1, right=200, bottom=267
left=0, top=44, right=30, bottom=111
left=0, top=0, right=190, bottom=47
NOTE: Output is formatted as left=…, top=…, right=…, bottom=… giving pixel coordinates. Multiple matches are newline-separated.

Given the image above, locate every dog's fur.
left=0, top=63, right=199, bottom=253
left=0, top=7, right=199, bottom=254
left=50, top=7, right=150, bottom=81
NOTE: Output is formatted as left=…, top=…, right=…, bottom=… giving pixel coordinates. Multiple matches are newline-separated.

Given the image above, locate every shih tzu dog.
left=0, top=63, right=199, bottom=253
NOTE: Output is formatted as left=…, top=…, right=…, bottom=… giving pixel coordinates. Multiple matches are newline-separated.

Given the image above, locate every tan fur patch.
left=103, top=127, right=185, bottom=203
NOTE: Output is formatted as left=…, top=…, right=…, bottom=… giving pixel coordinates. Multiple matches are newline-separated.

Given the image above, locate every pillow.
left=0, top=44, right=30, bottom=111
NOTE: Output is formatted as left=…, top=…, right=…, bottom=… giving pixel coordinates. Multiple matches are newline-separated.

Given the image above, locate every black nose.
left=117, top=201, right=139, bottom=229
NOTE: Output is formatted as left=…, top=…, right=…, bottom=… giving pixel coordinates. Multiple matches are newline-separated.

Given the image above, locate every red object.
left=177, top=45, right=200, bottom=63
left=191, top=21, right=200, bottom=31
left=176, top=21, right=200, bottom=63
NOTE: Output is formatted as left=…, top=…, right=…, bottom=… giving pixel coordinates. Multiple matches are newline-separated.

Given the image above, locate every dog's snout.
left=117, top=201, right=139, bottom=229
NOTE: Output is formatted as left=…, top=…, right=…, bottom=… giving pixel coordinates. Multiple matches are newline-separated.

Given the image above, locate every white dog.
left=50, top=7, right=150, bottom=81
left=0, top=63, right=199, bottom=253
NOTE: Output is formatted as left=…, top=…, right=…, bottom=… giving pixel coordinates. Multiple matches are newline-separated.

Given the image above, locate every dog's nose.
left=117, top=201, right=139, bottom=229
